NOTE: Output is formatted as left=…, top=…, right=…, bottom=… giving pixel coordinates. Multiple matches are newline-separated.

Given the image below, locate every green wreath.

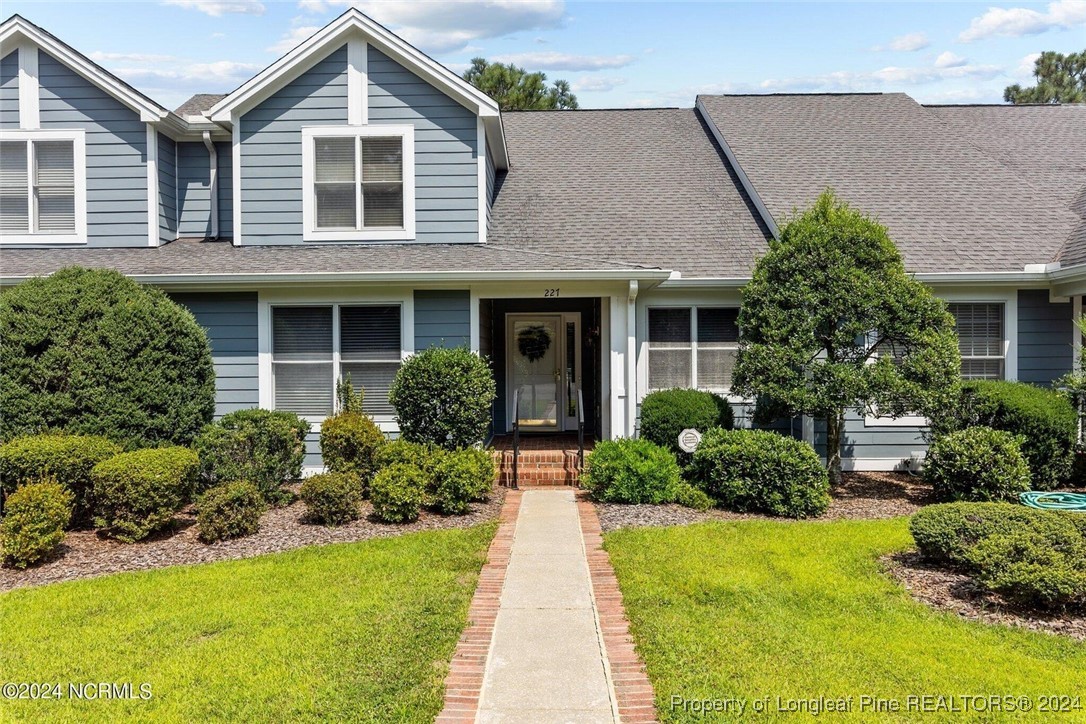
left=517, top=325, right=552, bottom=362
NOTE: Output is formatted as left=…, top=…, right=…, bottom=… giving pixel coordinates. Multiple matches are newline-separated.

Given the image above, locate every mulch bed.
left=884, top=551, right=1086, bottom=641
left=596, top=471, right=935, bottom=532
left=0, top=487, right=505, bottom=593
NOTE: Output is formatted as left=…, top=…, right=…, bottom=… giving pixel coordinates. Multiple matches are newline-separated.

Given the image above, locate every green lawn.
left=605, top=518, right=1086, bottom=722
left=0, top=524, right=495, bottom=722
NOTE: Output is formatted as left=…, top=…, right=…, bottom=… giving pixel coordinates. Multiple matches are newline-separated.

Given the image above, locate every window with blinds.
left=271, top=304, right=403, bottom=419
left=948, top=302, right=1005, bottom=380
left=647, top=307, right=740, bottom=392
left=0, top=139, right=76, bottom=236
left=312, top=135, right=404, bottom=231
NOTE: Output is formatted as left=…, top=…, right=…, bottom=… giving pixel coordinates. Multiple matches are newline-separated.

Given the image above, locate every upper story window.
left=948, top=302, right=1005, bottom=380
left=647, top=307, right=739, bottom=392
left=0, top=130, right=86, bottom=244
left=301, top=125, right=415, bottom=242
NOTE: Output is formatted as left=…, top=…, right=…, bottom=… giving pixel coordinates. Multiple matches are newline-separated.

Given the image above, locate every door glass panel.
left=512, top=319, right=559, bottom=428
left=566, top=321, right=577, bottom=418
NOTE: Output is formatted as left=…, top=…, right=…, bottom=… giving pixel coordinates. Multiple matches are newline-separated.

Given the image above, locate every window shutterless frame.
left=300, top=125, right=415, bottom=242
left=646, top=306, right=739, bottom=393
left=0, top=129, right=87, bottom=245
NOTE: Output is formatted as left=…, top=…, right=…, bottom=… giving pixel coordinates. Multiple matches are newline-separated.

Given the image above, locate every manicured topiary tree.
left=389, top=347, right=496, bottom=450
left=0, top=267, right=215, bottom=449
left=732, top=191, right=960, bottom=484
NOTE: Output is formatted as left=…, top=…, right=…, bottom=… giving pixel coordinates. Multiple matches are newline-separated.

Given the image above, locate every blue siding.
left=239, top=45, right=348, bottom=244
left=177, top=140, right=232, bottom=238
left=414, top=290, right=470, bottom=349
left=38, top=52, right=148, bottom=247
left=169, top=292, right=259, bottom=419
left=0, top=51, right=17, bottom=129
left=1018, top=289, right=1073, bottom=385
left=369, top=46, right=479, bottom=243
left=815, top=413, right=926, bottom=470
left=158, top=133, right=176, bottom=244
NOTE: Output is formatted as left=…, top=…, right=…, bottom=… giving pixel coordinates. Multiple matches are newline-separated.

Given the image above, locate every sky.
left=5, top=0, right=1085, bottom=111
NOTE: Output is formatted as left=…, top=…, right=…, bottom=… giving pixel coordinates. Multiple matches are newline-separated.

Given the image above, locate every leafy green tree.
left=1004, top=50, right=1085, bottom=104
left=732, top=191, right=961, bottom=484
left=463, top=58, right=578, bottom=110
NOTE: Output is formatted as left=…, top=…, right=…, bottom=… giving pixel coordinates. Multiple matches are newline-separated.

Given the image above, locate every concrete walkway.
left=476, top=490, right=619, bottom=723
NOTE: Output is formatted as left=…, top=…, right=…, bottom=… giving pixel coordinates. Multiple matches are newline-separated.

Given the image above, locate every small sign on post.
left=678, top=428, right=702, bottom=453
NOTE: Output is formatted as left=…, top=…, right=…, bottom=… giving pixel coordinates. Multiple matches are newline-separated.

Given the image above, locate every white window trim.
left=257, top=290, right=414, bottom=433
left=0, top=128, right=87, bottom=246
left=300, top=124, right=415, bottom=242
left=644, top=305, right=739, bottom=395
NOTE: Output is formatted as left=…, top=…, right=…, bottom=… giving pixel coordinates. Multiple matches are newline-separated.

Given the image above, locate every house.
left=1, top=11, right=1083, bottom=473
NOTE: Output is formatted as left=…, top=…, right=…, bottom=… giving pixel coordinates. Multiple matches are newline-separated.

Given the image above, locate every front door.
left=507, top=314, right=580, bottom=431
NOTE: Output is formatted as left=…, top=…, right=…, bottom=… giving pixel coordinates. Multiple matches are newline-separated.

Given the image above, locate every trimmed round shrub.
left=688, top=429, right=829, bottom=518
left=196, top=481, right=266, bottom=543
left=431, top=449, right=495, bottom=515
left=909, top=502, right=1057, bottom=566
left=1, top=479, right=72, bottom=569
left=371, top=464, right=426, bottom=523
left=582, top=438, right=682, bottom=504
left=924, top=427, right=1030, bottom=502
left=967, top=527, right=1086, bottom=609
left=934, top=381, right=1077, bottom=490
left=389, top=347, right=496, bottom=450
left=194, top=409, right=309, bottom=501
left=0, top=267, right=215, bottom=449
left=91, top=447, right=198, bottom=542
left=375, top=439, right=447, bottom=477
left=674, top=482, right=713, bottom=511
left=319, top=411, right=385, bottom=493
left=300, top=472, right=363, bottom=526
left=0, top=433, right=120, bottom=522
left=639, top=388, right=734, bottom=459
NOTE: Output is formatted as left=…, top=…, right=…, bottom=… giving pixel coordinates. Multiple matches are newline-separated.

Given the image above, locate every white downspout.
left=626, top=280, right=638, bottom=437
left=202, top=131, right=219, bottom=239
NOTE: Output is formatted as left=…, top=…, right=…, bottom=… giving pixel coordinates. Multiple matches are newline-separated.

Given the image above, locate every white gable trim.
left=17, top=42, right=38, bottom=129
left=1, top=15, right=170, bottom=123
left=347, top=37, right=366, bottom=125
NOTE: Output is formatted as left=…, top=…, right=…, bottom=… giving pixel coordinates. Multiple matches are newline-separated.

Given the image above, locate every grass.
left=0, top=523, right=496, bottom=722
left=605, top=518, right=1086, bottom=722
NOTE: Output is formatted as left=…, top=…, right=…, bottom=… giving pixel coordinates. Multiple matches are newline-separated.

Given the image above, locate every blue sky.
left=7, top=1, right=1085, bottom=110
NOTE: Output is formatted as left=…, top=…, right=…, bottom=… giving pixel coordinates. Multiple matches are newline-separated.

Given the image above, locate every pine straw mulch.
left=595, top=471, right=936, bottom=532
left=883, top=551, right=1086, bottom=641
left=0, top=486, right=505, bottom=592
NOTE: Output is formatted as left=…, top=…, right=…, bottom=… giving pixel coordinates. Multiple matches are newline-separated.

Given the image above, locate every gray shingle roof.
left=698, top=93, right=1081, bottom=273
left=489, top=108, right=773, bottom=278
left=174, top=93, right=227, bottom=117
left=925, top=103, right=1086, bottom=267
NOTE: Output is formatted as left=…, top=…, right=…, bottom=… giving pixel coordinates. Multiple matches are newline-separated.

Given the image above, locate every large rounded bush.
left=924, top=427, right=1030, bottom=502
left=319, top=411, right=385, bottom=492
left=371, top=464, right=426, bottom=523
left=374, top=439, right=444, bottom=475
left=909, top=502, right=1064, bottom=566
left=967, top=528, right=1086, bottom=609
left=431, top=449, right=495, bottom=515
left=639, top=389, right=734, bottom=458
left=582, top=438, right=682, bottom=504
left=389, top=347, right=496, bottom=450
left=1, top=479, right=72, bottom=569
left=91, top=446, right=198, bottom=542
left=688, top=429, right=829, bottom=518
left=0, top=433, right=120, bottom=522
left=196, top=481, right=266, bottom=543
left=933, top=381, right=1077, bottom=490
left=194, top=409, right=309, bottom=501
left=0, top=267, right=215, bottom=449
left=300, top=472, right=363, bottom=526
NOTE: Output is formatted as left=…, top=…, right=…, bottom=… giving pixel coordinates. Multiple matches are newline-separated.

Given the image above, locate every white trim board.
left=146, top=125, right=158, bottom=247
left=16, top=42, right=38, bottom=129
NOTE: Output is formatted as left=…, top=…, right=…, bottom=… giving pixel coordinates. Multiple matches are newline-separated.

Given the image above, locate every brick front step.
left=492, top=449, right=584, bottom=487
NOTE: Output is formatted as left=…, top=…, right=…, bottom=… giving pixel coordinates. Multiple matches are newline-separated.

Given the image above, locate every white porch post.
left=626, top=281, right=638, bottom=437
left=609, top=294, right=626, bottom=438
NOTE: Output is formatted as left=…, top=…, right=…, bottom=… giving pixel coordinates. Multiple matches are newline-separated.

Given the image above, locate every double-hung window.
left=271, top=304, right=404, bottom=420
left=948, top=302, right=1006, bottom=380
left=0, top=130, right=86, bottom=244
left=301, top=126, right=415, bottom=242
left=647, top=307, right=739, bottom=392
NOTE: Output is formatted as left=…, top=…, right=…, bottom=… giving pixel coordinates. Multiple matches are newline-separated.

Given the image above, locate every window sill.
left=303, top=228, right=415, bottom=243
left=863, top=414, right=928, bottom=428
left=0, top=235, right=86, bottom=245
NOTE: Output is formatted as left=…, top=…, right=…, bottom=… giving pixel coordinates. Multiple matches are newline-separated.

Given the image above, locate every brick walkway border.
left=436, top=490, right=522, bottom=723
left=578, top=493, right=659, bottom=723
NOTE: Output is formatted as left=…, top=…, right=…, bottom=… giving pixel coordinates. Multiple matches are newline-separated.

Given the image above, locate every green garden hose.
left=1019, top=491, right=1086, bottom=512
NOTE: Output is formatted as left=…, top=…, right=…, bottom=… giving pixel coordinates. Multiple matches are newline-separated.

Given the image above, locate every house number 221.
left=543, top=288, right=560, bottom=297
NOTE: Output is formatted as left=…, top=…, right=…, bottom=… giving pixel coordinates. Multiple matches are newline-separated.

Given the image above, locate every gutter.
left=202, top=131, right=219, bottom=239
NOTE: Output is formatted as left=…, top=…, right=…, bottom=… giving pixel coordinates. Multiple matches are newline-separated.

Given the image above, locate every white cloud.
left=267, top=25, right=322, bottom=55
left=297, top=0, right=565, bottom=53
left=757, top=62, right=1002, bottom=92
left=934, top=51, right=968, bottom=68
left=571, top=76, right=626, bottom=92
left=90, top=51, right=262, bottom=108
left=958, top=0, right=1086, bottom=42
left=1015, top=51, right=1043, bottom=79
left=490, top=51, right=634, bottom=71
left=873, top=32, right=930, bottom=52
left=162, top=0, right=265, bottom=17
